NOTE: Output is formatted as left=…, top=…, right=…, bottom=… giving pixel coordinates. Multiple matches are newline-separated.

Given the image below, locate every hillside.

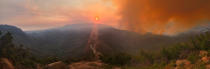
left=0, top=24, right=191, bottom=57
left=0, top=25, right=32, bottom=47
left=0, top=24, right=209, bottom=69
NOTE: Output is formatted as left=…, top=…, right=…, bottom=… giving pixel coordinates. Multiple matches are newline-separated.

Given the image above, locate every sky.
left=0, top=0, right=119, bottom=30
left=0, top=0, right=210, bottom=35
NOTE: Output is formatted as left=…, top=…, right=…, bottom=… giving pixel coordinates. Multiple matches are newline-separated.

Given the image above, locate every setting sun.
left=95, top=16, right=99, bottom=21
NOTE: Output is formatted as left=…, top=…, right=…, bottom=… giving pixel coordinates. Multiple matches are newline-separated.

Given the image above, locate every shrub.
left=100, top=53, right=131, bottom=66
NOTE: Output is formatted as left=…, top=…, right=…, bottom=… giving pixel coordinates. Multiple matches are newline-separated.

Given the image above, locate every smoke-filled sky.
left=112, top=0, right=210, bottom=35
left=0, top=0, right=210, bottom=35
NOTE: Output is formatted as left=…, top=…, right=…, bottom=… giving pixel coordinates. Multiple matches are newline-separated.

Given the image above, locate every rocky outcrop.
left=45, top=61, right=68, bottom=69
left=0, top=58, right=14, bottom=69
left=175, top=59, right=192, bottom=69
left=69, top=61, right=104, bottom=69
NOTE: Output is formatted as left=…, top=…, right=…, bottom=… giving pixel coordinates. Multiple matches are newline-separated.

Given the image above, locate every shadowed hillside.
left=0, top=24, right=193, bottom=58
left=0, top=24, right=209, bottom=69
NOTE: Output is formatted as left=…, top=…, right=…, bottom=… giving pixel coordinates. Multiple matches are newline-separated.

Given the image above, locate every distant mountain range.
left=0, top=24, right=199, bottom=58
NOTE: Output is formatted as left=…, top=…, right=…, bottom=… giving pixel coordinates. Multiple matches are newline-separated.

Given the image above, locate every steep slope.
left=0, top=25, right=32, bottom=47
left=0, top=24, right=192, bottom=58
left=26, top=24, right=189, bottom=57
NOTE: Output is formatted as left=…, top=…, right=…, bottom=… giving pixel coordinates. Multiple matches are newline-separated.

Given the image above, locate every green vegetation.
left=99, top=31, right=210, bottom=69
left=122, top=31, right=210, bottom=69
left=100, top=53, right=131, bottom=66
left=0, top=32, right=37, bottom=68
left=0, top=30, right=210, bottom=69
left=0, top=31, right=62, bottom=68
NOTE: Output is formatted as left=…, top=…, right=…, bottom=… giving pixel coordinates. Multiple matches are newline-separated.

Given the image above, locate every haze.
left=0, top=0, right=210, bottom=35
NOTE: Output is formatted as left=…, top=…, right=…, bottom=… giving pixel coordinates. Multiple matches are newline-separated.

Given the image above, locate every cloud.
left=1, top=0, right=208, bottom=35
left=112, top=0, right=210, bottom=35
left=0, top=0, right=118, bottom=31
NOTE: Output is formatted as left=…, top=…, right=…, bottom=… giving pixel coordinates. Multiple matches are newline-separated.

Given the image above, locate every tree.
left=100, top=53, right=131, bottom=66
left=0, top=31, right=38, bottom=68
left=0, top=32, right=14, bottom=58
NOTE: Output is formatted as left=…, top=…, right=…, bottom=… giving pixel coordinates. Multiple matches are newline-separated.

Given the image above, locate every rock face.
left=0, top=58, right=14, bottom=69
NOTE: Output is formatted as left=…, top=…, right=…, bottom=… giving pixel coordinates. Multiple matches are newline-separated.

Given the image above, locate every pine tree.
left=0, top=32, right=15, bottom=58
left=0, top=31, right=38, bottom=68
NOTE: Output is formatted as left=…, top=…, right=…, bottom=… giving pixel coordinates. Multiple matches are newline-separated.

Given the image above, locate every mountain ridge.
left=0, top=24, right=193, bottom=58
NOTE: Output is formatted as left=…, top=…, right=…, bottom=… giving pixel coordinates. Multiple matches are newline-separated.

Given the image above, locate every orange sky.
left=0, top=0, right=209, bottom=35
left=0, top=0, right=120, bottom=30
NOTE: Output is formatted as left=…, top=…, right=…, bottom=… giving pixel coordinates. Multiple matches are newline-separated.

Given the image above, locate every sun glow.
left=95, top=16, right=99, bottom=21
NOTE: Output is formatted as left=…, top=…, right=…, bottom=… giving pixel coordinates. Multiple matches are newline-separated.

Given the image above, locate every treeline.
left=0, top=31, right=37, bottom=68
left=0, top=31, right=65, bottom=69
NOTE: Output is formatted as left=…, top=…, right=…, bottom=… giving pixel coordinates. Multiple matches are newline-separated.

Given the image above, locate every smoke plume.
left=112, top=0, right=210, bottom=35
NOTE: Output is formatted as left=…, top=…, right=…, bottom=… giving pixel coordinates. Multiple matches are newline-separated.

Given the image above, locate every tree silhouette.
left=0, top=31, right=38, bottom=68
